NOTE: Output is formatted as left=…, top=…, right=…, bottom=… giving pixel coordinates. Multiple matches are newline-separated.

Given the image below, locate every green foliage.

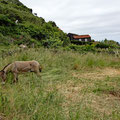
left=42, top=37, right=63, bottom=48
left=95, top=39, right=120, bottom=49
left=0, top=0, right=69, bottom=46
left=68, top=44, right=95, bottom=53
left=0, top=0, right=119, bottom=51
left=95, top=42, right=110, bottom=49
left=0, top=14, right=15, bottom=26
left=48, top=21, right=57, bottom=27
left=71, top=40, right=92, bottom=45
left=0, top=33, right=13, bottom=45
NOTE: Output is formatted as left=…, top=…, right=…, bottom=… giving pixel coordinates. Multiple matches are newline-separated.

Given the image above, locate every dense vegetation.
left=0, top=0, right=69, bottom=47
left=0, top=0, right=120, bottom=54
left=0, top=0, right=120, bottom=51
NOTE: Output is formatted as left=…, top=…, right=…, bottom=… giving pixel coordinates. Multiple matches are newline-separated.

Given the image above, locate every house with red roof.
left=68, top=33, right=91, bottom=42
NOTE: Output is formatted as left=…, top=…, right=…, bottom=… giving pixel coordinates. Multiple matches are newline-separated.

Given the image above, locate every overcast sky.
left=19, top=0, right=120, bottom=42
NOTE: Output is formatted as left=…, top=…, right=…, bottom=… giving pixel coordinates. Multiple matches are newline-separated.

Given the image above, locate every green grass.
left=0, top=46, right=120, bottom=120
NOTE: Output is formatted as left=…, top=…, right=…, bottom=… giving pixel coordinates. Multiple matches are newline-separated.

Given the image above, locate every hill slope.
left=0, top=0, right=69, bottom=46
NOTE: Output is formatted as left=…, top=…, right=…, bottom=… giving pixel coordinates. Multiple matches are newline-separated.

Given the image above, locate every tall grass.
left=0, top=47, right=120, bottom=120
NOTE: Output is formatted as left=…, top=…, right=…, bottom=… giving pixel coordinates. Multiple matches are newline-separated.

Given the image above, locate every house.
left=68, top=33, right=91, bottom=42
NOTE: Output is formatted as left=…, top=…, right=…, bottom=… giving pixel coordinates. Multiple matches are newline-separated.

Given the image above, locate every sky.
left=19, top=0, right=120, bottom=42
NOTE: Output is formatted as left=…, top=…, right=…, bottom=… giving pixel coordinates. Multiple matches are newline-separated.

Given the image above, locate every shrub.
left=0, top=33, right=14, bottom=45
left=95, top=39, right=120, bottom=49
left=68, top=44, right=95, bottom=53
left=42, top=38, right=63, bottom=48
left=26, top=25, right=45, bottom=40
left=0, top=14, right=15, bottom=26
left=95, top=42, right=110, bottom=49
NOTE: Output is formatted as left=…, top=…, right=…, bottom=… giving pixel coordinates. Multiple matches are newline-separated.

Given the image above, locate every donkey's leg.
left=2, top=73, right=7, bottom=84
left=35, top=69, right=41, bottom=77
left=13, top=73, right=18, bottom=83
left=12, top=65, right=19, bottom=83
left=16, top=75, right=18, bottom=82
left=16, top=74, right=18, bottom=83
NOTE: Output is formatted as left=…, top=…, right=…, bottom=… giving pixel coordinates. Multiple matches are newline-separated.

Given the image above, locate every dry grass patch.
left=56, top=81, right=83, bottom=103
left=56, top=81, right=84, bottom=118
left=54, top=68, right=120, bottom=116
left=86, top=93, right=120, bottom=116
left=55, top=79, right=120, bottom=118
left=0, top=113, right=6, bottom=120
left=72, top=68, right=120, bottom=80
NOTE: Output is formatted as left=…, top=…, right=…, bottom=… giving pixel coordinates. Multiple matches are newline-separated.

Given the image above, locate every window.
left=85, top=39, right=88, bottom=42
left=79, top=39, right=81, bottom=41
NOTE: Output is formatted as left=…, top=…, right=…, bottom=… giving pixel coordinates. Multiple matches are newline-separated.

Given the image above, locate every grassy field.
left=0, top=47, right=120, bottom=120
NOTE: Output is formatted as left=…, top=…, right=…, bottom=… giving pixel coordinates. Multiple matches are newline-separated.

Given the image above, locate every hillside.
left=0, top=0, right=69, bottom=46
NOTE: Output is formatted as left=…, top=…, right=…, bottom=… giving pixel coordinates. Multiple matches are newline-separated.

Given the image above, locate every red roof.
left=73, top=35, right=91, bottom=39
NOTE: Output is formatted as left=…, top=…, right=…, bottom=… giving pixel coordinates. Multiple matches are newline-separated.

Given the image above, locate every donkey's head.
left=0, top=70, right=6, bottom=82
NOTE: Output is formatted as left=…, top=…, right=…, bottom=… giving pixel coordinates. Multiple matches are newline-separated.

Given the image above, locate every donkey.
left=0, top=60, right=42, bottom=84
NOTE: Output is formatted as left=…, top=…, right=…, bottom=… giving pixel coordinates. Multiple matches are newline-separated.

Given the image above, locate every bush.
left=68, top=44, right=95, bottom=53
left=0, top=33, right=13, bottom=45
left=95, top=42, right=110, bottom=49
left=95, top=39, right=120, bottom=49
left=42, top=38, right=63, bottom=48
left=26, top=25, right=45, bottom=40
left=0, top=14, right=15, bottom=26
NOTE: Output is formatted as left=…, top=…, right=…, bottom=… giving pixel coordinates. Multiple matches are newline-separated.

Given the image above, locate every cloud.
left=20, top=0, right=120, bottom=42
